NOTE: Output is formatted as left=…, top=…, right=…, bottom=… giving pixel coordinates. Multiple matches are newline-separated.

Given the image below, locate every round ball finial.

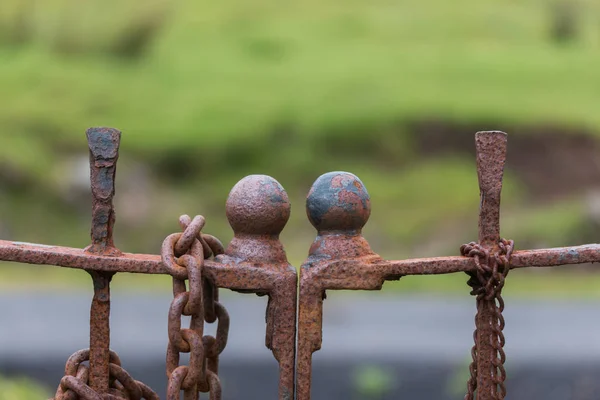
left=226, top=175, right=290, bottom=236
left=306, top=171, right=371, bottom=232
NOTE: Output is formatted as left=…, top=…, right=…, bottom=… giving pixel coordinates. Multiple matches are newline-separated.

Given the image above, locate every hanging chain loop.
left=162, top=214, right=228, bottom=400
left=461, top=238, right=514, bottom=400
left=52, top=349, right=158, bottom=400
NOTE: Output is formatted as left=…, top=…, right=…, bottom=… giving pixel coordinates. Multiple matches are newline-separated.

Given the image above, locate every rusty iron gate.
left=1, top=128, right=599, bottom=400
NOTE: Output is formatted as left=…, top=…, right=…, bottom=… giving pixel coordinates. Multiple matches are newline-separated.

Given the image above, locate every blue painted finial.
left=306, top=171, right=371, bottom=233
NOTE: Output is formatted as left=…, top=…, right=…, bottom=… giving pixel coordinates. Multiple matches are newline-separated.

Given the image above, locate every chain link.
left=162, top=214, right=228, bottom=400
left=461, top=238, right=514, bottom=400
left=52, top=349, right=158, bottom=400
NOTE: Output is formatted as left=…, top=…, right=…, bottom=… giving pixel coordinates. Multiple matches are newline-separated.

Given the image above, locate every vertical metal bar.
left=269, top=277, right=297, bottom=400
left=297, top=171, right=376, bottom=400
left=477, top=131, right=506, bottom=248
left=88, top=270, right=114, bottom=393
left=85, top=127, right=122, bottom=257
left=85, top=127, right=122, bottom=393
left=296, top=282, right=323, bottom=400
left=474, top=131, right=507, bottom=400
left=222, top=174, right=297, bottom=400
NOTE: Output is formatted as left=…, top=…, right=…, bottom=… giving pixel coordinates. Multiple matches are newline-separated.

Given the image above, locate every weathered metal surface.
left=296, top=132, right=600, bottom=400
left=298, top=172, right=380, bottom=400
left=162, top=213, right=231, bottom=400
left=85, top=127, right=122, bottom=257
left=2, top=239, right=600, bottom=274
left=87, top=270, right=113, bottom=394
left=85, top=127, right=122, bottom=395
left=466, top=131, right=510, bottom=400
left=2, top=128, right=600, bottom=399
left=220, top=175, right=297, bottom=400
left=54, top=349, right=158, bottom=400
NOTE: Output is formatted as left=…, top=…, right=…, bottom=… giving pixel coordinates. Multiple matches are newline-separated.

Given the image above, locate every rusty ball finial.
left=226, top=175, right=291, bottom=236
left=306, top=171, right=371, bottom=233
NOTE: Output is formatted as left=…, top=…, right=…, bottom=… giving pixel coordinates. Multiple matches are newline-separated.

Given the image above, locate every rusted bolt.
left=306, top=171, right=371, bottom=234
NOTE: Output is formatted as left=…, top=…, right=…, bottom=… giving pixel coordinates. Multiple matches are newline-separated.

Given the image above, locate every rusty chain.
left=461, top=238, right=514, bottom=400
left=162, top=214, right=229, bottom=400
left=52, top=349, right=159, bottom=400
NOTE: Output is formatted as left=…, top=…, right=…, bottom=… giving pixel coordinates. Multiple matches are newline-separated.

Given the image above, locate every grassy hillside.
left=2, top=0, right=600, bottom=152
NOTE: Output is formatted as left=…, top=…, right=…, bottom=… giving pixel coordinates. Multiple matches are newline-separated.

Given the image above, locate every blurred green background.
left=1, top=0, right=600, bottom=296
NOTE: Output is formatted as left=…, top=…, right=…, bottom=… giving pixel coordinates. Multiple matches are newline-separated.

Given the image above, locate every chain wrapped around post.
left=162, top=214, right=229, bottom=400
left=49, top=128, right=158, bottom=400
left=461, top=238, right=514, bottom=400
left=52, top=349, right=159, bottom=400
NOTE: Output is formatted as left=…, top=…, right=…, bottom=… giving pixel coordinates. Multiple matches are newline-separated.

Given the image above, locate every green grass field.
left=2, top=0, right=600, bottom=156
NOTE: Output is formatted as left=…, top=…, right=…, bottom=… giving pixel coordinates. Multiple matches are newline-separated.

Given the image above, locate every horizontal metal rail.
left=2, top=239, right=598, bottom=274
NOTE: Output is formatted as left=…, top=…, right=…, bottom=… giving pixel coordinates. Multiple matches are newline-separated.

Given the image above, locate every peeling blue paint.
left=306, top=171, right=369, bottom=229
left=86, top=127, right=120, bottom=160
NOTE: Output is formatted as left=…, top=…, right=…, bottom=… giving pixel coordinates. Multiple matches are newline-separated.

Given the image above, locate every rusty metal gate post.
left=85, top=128, right=121, bottom=394
left=217, top=175, right=298, bottom=399
left=297, top=131, right=600, bottom=400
